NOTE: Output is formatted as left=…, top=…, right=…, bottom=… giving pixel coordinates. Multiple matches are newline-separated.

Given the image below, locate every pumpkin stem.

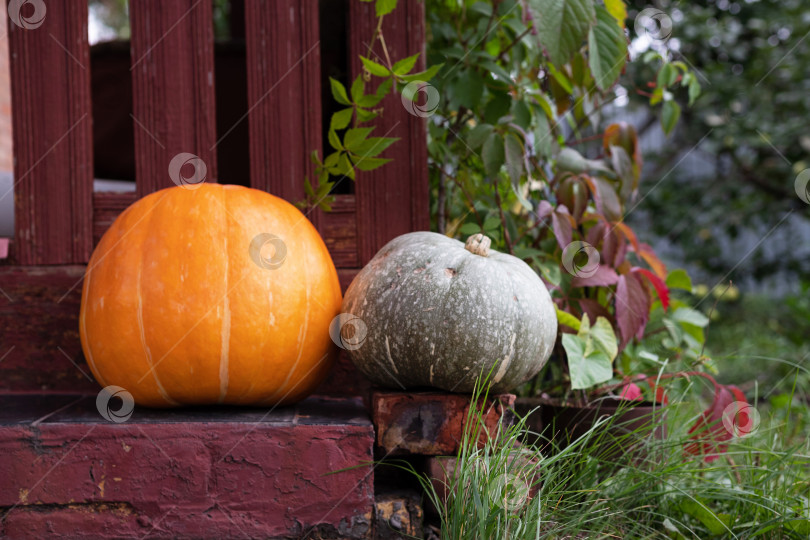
left=465, top=234, right=491, bottom=257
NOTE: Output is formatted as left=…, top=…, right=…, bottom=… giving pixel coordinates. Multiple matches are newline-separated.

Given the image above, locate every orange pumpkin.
left=79, top=184, right=342, bottom=407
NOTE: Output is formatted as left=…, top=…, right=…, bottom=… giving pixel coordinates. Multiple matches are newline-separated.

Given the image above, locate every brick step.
left=0, top=393, right=375, bottom=539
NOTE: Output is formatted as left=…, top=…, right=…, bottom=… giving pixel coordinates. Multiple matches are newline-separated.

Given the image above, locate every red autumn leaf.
left=619, top=383, right=643, bottom=401
left=551, top=208, right=574, bottom=250
left=635, top=267, right=670, bottom=311
left=536, top=200, right=553, bottom=220
left=575, top=298, right=613, bottom=324
left=612, top=221, right=640, bottom=253
left=646, top=378, right=669, bottom=405
left=571, top=265, right=620, bottom=287
left=685, top=378, right=751, bottom=463
left=615, top=273, right=651, bottom=344
left=585, top=221, right=606, bottom=248
left=638, top=242, right=667, bottom=279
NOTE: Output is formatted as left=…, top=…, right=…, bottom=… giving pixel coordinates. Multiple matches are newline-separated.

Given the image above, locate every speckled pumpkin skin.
left=341, top=232, right=558, bottom=393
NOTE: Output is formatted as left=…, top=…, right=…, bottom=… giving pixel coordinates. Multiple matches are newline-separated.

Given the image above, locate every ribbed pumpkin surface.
left=79, top=184, right=341, bottom=407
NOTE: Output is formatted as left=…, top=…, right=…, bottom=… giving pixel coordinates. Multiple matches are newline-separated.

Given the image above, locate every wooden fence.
left=0, top=0, right=428, bottom=394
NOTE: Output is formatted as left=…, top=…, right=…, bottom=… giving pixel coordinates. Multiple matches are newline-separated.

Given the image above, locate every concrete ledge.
left=0, top=394, right=375, bottom=539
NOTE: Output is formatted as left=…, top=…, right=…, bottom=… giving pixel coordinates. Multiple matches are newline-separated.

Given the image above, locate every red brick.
left=372, top=392, right=515, bottom=455
left=0, top=395, right=374, bottom=538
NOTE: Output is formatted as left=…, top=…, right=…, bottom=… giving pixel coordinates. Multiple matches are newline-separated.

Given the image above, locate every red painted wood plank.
left=92, top=191, right=136, bottom=246
left=349, top=0, right=430, bottom=265
left=7, top=0, right=93, bottom=264
left=0, top=265, right=362, bottom=393
left=130, top=0, right=217, bottom=196
left=0, top=265, right=96, bottom=393
left=244, top=0, right=321, bottom=217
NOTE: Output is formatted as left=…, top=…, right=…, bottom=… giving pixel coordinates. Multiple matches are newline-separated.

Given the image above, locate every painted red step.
left=0, top=394, right=374, bottom=539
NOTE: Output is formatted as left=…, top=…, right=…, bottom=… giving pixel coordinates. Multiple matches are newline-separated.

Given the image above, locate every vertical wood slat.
left=349, top=0, right=430, bottom=265
left=8, top=0, right=93, bottom=264
left=244, top=0, right=321, bottom=226
left=130, top=0, right=217, bottom=196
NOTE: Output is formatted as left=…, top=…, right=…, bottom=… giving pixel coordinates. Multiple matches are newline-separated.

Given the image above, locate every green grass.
left=406, top=380, right=810, bottom=539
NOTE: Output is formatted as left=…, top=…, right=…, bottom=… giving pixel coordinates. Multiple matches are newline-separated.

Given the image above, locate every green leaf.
left=327, top=128, right=343, bottom=150
left=564, top=333, right=613, bottom=390
left=354, top=156, right=392, bottom=171
left=339, top=152, right=355, bottom=180
left=483, top=91, right=512, bottom=123
left=323, top=151, right=340, bottom=169
left=547, top=63, right=573, bottom=94
left=583, top=315, right=619, bottom=361
left=481, top=60, right=512, bottom=82
left=330, top=108, right=354, bottom=130
left=679, top=499, right=731, bottom=536
left=532, top=0, right=596, bottom=67
left=537, top=259, right=562, bottom=286
left=662, top=100, right=681, bottom=135
left=355, top=107, right=378, bottom=122
left=604, top=0, right=626, bottom=28
left=360, top=56, right=391, bottom=77
left=504, top=133, right=530, bottom=210
left=398, top=63, right=443, bottom=83
left=350, top=136, right=398, bottom=157
left=588, top=5, right=627, bottom=91
left=467, top=123, right=494, bottom=150
left=358, top=93, right=384, bottom=108
left=666, top=269, right=693, bottom=291
left=376, top=77, right=394, bottom=98
left=375, top=0, right=397, bottom=17
left=482, top=131, right=505, bottom=177
left=350, top=75, right=365, bottom=103
left=688, top=76, right=701, bottom=106
left=556, top=306, right=581, bottom=331
left=454, top=70, right=485, bottom=109
left=329, top=77, right=351, bottom=105
left=671, top=307, right=709, bottom=328
left=344, top=127, right=375, bottom=150
left=392, top=53, right=420, bottom=75
left=511, top=100, right=532, bottom=130
left=459, top=222, right=482, bottom=235
left=657, top=63, right=679, bottom=89
left=483, top=216, right=501, bottom=231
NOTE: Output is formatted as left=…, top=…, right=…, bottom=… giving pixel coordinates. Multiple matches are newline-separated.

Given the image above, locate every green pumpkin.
left=339, top=232, right=558, bottom=392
